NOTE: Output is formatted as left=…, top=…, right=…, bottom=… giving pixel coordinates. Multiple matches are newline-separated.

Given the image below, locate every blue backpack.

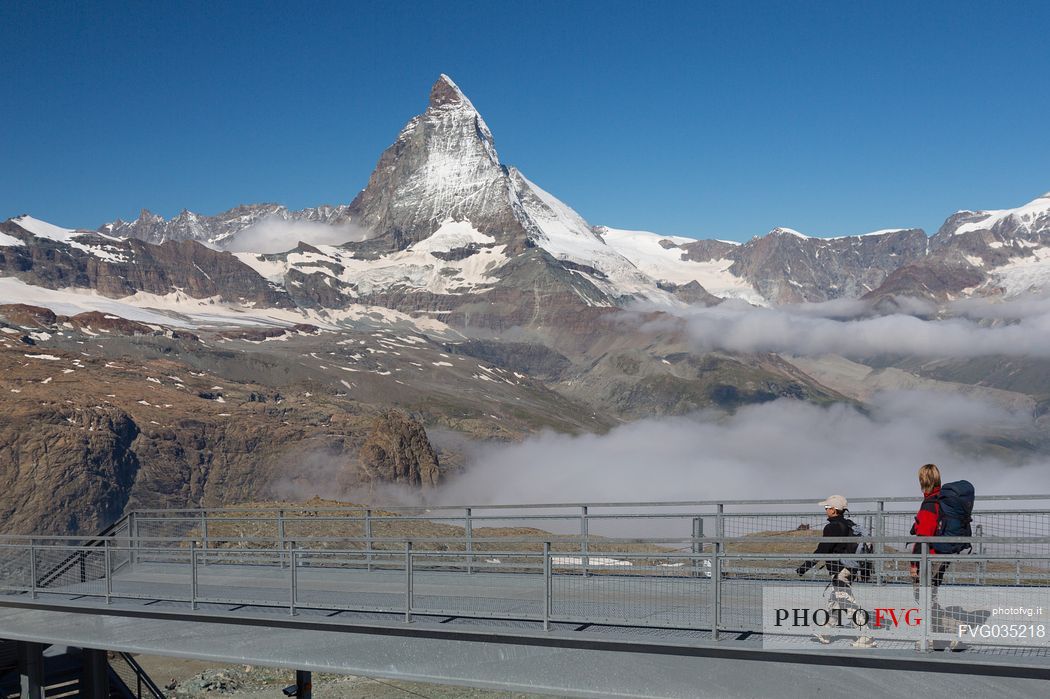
left=933, top=480, right=975, bottom=554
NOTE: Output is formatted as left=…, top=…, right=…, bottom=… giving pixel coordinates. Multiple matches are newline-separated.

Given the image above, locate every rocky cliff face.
left=0, top=403, right=140, bottom=535
left=0, top=312, right=452, bottom=535
left=725, top=227, right=929, bottom=304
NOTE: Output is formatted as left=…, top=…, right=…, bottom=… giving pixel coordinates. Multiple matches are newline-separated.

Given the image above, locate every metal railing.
left=119, top=497, right=1050, bottom=577
left=2, top=497, right=1049, bottom=658
left=2, top=531, right=1049, bottom=652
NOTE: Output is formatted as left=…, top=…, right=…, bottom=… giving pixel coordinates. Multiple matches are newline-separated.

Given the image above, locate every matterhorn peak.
left=429, top=74, right=472, bottom=109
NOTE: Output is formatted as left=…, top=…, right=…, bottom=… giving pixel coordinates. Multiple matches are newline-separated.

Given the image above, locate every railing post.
left=365, top=509, right=374, bottom=572
left=278, top=510, right=286, bottom=569
left=289, top=542, right=297, bottom=616
left=543, top=541, right=552, bottom=631
left=465, top=507, right=474, bottom=574
left=875, top=500, right=885, bottom=586
left=975, top=524, right=984, bottom=585
left=104, top=539, right=112, bottom=605
left=712, top=502, right=725, bottom=640
left=712, top=539, right=722, bottom=640
left=920, top=542, right=930, bottom=652
left=405, top=541, right=413, bottom=623
left=201, top=511, right=209, bottom=567
left=691, top=517, right=703, bottom=578
left=29, top=542, right=37, bottom=599
left=128, top=512, right=138, bottom=567
left=581, top=506, right=589, bottom=578
left=190, top=540, right=198, bottom=611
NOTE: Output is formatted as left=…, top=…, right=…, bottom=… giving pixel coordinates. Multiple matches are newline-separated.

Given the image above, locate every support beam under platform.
left=15, top=641, right=44, bottom=699
left=80, top=648, right=109, bottom=698
left=296, top=670, right=312, bottom=698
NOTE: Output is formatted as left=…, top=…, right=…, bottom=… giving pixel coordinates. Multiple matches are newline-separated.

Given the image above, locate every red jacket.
left=911, top=486, right=941, bottom=554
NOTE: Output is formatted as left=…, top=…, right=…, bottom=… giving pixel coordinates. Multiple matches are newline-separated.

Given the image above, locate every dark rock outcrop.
left=0, top=304, right=57, bottom=328
left=359, top=411, right=441, bottom=487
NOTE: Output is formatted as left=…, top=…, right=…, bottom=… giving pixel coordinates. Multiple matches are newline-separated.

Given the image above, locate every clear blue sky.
left=2, top=0, right=1048, bottom=241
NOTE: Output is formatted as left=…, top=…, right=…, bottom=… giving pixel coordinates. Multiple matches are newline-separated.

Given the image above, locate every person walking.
left=911, top=463, right=951, bottom=603
left=911, top=463, right=975, bottom=648
left=796, top=495, right=876, bottom=648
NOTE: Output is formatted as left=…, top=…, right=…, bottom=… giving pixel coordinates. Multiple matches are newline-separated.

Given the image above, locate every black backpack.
left=841, top=519, right=875, bottom=582
left=932, top=480, right=975, bottom=554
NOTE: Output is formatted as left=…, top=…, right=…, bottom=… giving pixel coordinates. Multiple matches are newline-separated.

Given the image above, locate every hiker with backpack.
left=796, top=494, right=876, bottom=648
left=910, top=464, right=975, bottom=615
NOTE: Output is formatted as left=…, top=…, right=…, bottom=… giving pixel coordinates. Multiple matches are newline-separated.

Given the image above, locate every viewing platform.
left=3, top=497, right=1050, bottom=697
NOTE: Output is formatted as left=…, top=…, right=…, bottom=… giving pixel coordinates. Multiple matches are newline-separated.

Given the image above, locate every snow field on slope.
left=0, top=277, right=457, bottom=336
left=599, top=227, right=767, bottom=305
left=235, top=219, right=507, bottom=296
left=0, top=232, right=25, bottom=247
left=952, top=193, right=1050, bottom=236
left=987, top=246, right=1050, bottom=297
left=13, top=215, right=127, bottom=262
left=11, top=215, right=77, bottom=241
left=510, top=172, right=678, bottom=303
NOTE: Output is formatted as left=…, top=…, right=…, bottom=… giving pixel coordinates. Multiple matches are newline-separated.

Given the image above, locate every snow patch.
left=0, top=232, right=25, bottom=247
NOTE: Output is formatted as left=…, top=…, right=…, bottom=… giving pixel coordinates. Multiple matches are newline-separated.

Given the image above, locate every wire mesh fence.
left=4, top=497, right=1050, bottom=654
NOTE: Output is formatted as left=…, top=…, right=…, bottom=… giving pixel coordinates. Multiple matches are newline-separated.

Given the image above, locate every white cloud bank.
left=223, top=218, right=368, bottom=254
left=431, top=391, right=1049, bottom=508
left=658, top=294, right=1050, bottom=359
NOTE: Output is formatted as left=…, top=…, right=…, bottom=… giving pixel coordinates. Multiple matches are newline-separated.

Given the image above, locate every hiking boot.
left=813, top=633, right=831, bottom=644
left=851, top=636, right=876, bottom=648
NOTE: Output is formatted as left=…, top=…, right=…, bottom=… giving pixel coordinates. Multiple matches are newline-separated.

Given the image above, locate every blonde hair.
left=918, top=463, right=941, bottom=494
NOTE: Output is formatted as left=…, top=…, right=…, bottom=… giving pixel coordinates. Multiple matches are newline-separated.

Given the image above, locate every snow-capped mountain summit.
left=935, top=192, right=1050, bottom=241
left=345, top=75, right=522, bottom=250
left=333, top=74, right=671, bottom=304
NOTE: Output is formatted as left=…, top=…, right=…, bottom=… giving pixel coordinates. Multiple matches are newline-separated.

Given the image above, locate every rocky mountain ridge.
left=4, top=73, right=1039, bottom=310
left=101, top=203, right=353, bottom=247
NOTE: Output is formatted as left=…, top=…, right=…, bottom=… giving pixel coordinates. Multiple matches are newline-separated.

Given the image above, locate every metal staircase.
left=0, top=643, right=166, bottom=698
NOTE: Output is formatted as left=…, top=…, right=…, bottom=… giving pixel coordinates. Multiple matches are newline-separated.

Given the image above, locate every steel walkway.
left=3, top=497, right=1050, bottom=697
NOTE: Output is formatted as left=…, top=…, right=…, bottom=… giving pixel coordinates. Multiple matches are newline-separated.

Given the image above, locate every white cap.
left=819, top=494, right=848, bottom=511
